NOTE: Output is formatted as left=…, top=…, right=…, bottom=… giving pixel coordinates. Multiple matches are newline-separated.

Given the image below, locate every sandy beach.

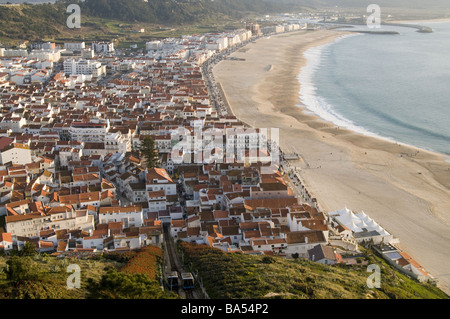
left=213, top=30, right=450, bottom=295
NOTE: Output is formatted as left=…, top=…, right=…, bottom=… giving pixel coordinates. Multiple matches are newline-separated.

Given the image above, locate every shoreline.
left=213, top=29, right=450, bottom=294
left=297, top=32, right=450, bottom=159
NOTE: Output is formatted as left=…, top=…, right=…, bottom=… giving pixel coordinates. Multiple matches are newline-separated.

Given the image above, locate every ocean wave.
left=297, top=34, right=393, bottom=141
left=297, top=32, right=450, bottom=156
left=357, top=102, right=450, bottom=142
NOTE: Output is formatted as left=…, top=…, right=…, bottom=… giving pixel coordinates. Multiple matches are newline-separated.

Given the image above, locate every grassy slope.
left=0, top=3, right=245, bottom=47
left=0, top=248, right=171, bottom=299
left=1, top=1, right=448, bottom=47
left=0, top=0, right=290, bottom=46
left=0, top=254, right=124, bottom=298
left=0, top=243, right=448, bottom=299
left=179, top=242, right=449, bottom=299
left=0, top=3, right=65, bottom=43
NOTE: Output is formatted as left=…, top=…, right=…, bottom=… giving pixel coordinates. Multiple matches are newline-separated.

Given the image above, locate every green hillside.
left=0, top=0, right=448, bottom=46
left=0, top=0, right=307, bottom=46
left=179, top=242, right=449, bottom=299
left=0, top=246, right=178, bottom=299
left=77, top=0, right=303, bottom=24
left=0, top=3, right=66, bottom=42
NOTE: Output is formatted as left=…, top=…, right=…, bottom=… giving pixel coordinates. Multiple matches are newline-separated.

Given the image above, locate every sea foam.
left=297, top=34, right=399, bottom=144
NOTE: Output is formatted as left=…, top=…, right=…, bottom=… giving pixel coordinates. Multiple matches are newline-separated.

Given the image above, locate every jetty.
left=322, top=21, right=433, bottom=33
left=383, top=22, right=433, bottom=33
left=348, top=30, right=399, bottom=35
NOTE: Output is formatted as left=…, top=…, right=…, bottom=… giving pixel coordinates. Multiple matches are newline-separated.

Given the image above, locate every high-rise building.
left=64, top=42, right=86, bottom=52
left=63, top=58, right=106, bottom=78
left=91, top=41, right=115, bottom=54
left=247, top=23, right=262, bottom=36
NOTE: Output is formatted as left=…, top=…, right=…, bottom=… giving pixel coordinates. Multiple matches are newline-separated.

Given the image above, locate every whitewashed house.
left=98, top=206, right=144, bottom=228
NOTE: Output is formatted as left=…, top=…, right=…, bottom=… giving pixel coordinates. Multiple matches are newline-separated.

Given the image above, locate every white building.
left=30, top=69, right=51, bottom=84
left=81, top=48, right=95, bottom=59
left=0, top=143, right=32, bottom=165
left=69, top=122, right=109, bottom=143
left=284, top=230, right=328, bottom=258
left=105, top=131, right=130, bottom=154
left=58, top=147, right=82, bottom=167
left=29, top=49, right=61, bottom=62
left=204, top=34, right=231, bottom=52
left=63, top=58, right=106, bottom=78
left=0, top=233, right=13, bottom=251
left=146, top=168, right=177, bottom=196
left=146, top=41, right=162, bottom=51
left=0, top=117, right=26, bottom=132
left=64, top=42, right=86, bottom=52
left=124, top=182, right=147, bottom=203
left=236, top=29, right=252, bottom=42
left=5, top=207, right=94, bottom=238
left=98, top=206, right=144, bottom=228
left=328, top=208, right=394, bottom=244
left=308, top=244, right=340, bottom=265
left=3, top=49, right=28, bottom=57
left=82, top=235, right=105, bottom=250
left=9, top=72, right=28, bottom=85
left=226, top=127, right=264, bottom=150
left=113, top=234, right=142, bottom=250
left=31, top=42, right=55, bottom=50
left=116, top=172, right=140, bottom=194
left=92, top=42, right=115, bottom=54
left=147, top=190, right=167, bottom=213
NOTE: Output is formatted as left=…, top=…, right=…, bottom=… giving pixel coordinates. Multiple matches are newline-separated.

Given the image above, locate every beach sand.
left=213, top=30, right=450, bottom=295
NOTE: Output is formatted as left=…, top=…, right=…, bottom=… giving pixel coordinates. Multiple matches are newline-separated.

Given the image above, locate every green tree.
left=139, top=136, right=159, bottom=169
left=4, top=256, right=42, bottom=283
left=20, top=241, right=37, bottom=256
left=0, top=256, right=78, bottom=299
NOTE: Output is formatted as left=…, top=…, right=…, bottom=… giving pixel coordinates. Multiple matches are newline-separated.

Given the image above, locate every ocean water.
left=298, top=21, right=450, bottom=156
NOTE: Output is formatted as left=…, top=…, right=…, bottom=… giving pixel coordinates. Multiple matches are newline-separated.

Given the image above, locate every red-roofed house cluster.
left=0, top=26, right=433, bottom=285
